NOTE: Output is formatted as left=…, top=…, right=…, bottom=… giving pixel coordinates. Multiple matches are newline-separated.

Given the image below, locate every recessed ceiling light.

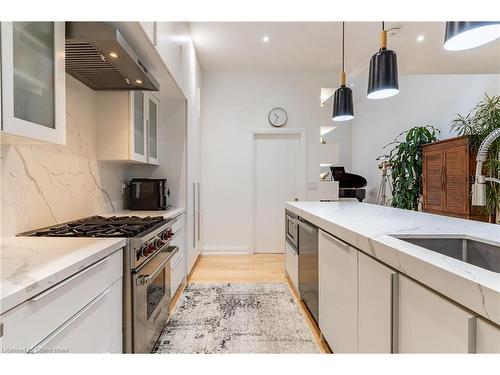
left=109, top=52, right=118, bottom=58
left=417, top=35, right=425, bottom=42
left=135, top=79, right=143, bottom=85
left=262, top=35, right=270, bottom=44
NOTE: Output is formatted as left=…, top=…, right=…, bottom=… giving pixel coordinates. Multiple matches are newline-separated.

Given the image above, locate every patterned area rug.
left=153, top=283, right=319, bottom=354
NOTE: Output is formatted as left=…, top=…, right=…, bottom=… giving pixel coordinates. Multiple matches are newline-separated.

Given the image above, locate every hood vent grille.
left=65, top=23, right=159, bottom=91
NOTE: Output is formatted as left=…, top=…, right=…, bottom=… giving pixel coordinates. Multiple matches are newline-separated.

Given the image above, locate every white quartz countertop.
left=0, top=237, right=125, bottom=315
left=285, top=201, right=500, bottom=324
left=105, top=207, right=185, bottom=221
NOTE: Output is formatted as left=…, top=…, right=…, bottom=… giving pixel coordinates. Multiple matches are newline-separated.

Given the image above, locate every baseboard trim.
left=201, top=245, right=250, bottom=255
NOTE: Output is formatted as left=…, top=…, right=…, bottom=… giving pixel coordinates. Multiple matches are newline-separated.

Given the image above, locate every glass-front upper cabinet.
left=131, top=91, right=147, bottom=162
left=147, top=94, right=159, bottom=165
left=1, top=22, right=66, bottom=145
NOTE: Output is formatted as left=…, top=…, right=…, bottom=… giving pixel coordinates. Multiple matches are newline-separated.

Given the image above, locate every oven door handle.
left=137, top=246, right=179, bottom=286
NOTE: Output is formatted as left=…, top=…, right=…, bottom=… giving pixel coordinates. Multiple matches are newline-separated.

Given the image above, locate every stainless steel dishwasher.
left=297, top=217, right=319, bottom=324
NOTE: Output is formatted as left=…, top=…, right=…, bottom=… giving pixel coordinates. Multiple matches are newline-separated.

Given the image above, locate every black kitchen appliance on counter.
left=129, top=178, right=171, bottom=211
left=330, top=166, right=367, bottom=202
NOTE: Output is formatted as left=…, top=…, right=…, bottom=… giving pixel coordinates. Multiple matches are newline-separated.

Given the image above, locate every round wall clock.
left=268, top=107, right=288, bottom=127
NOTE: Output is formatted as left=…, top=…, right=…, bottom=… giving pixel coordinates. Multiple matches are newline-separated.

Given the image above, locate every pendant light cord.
left=342, top=21, right=345, bottom=74
left=382, top=21, right=385, bottom=31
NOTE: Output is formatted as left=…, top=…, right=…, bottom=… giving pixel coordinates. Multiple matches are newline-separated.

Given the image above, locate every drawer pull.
left=321, top=230, right=350, bottom=251
left=30, top=287, right=112, bottom=353
left=171, top=253, right=183, bottom=269
left=30, top=256, right=109, bottom=302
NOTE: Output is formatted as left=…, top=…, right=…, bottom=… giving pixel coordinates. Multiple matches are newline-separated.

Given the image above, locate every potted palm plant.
left=385, top=126, right=440, bottom=211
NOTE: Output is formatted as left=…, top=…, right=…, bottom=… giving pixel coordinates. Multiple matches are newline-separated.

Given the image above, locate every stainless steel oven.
left=132, top=243, right=178, bottom=354
left=285, top=211, right=299, bottom=248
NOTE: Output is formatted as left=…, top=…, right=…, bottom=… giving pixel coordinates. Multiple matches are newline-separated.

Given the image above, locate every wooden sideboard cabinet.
left=422, top=136, right=489, bottom=222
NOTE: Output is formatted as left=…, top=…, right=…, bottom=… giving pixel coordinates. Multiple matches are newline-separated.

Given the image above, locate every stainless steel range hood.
left=65, top=22, right=160, bottom=91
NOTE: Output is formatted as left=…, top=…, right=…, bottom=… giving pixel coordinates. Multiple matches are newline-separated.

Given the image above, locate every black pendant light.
left=332, top=22, right=354, bottom=122
left=444, top=22, right=500, bottom=51
left=367, top=22, right=399, bottom=100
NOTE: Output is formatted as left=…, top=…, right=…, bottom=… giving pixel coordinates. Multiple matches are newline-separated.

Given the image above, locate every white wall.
left=201, top=70, right=352, bottom=253
left=351, top=74, right=500, bottom=203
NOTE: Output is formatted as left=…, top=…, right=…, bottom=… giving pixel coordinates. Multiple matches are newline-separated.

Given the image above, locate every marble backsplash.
left=0, top=75, right=130, bottom=237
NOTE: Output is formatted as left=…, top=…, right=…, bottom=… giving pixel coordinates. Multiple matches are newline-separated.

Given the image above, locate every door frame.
left=250, top=128, right=307, bottom=254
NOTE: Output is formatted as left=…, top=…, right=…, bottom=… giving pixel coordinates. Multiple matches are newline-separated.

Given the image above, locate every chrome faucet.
left=472, top=128, right=500, bottom=206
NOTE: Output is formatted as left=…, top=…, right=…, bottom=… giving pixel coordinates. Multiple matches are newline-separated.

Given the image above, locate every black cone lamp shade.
left=332, top=22, right=354, bottom=122
left=367, top=27, right=399, bottom=100
left=444, top=22, right=500, bottom=51
left=332, top=73, right=354, bottom=121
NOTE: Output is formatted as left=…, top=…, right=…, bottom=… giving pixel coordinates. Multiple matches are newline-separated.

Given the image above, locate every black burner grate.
left=26, top=215, right=166, bottom=238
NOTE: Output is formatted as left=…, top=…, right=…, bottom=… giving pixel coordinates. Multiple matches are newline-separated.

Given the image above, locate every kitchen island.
left=285, top=201, right=500, bottom=353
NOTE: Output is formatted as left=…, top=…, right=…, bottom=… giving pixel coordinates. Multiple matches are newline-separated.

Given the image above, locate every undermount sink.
left=393, top=236, right=500, bottom=273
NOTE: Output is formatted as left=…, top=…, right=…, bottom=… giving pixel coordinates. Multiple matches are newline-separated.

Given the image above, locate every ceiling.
left=189, top=22, right=500, bottom=75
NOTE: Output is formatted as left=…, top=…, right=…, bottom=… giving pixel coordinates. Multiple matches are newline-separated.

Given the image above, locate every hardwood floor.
left=170, top=253, right=330, bottom=353
left=189, top=254, right=287, bottom=283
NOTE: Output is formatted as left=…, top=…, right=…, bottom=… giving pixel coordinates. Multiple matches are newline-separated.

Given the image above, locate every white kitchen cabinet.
left=357, top=252, right=396, bottom=353
left=96, top=91, right=159, bottom=164
left=1, top=22, right=66, bottom=145
left=398, top=275, right=475, bottom=353
left=154, top=22, right=184, bottom=92
left=170, top=219, right=187, bottom=297
left=476, top=318, right=500, bottom=353
left=0, top=249, right=123, bottom=353
left=140, top=22, right=157, bottom=46
left=31, top=278, right=122, bottom=354
left=285, top=242, right=299, bottom=292
left=186, top=50, right=203, bottom=274
left=319, top=229, right=358, bottom=353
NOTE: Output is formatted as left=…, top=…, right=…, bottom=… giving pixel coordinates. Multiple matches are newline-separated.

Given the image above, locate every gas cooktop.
left=20, top=215, right=167, bottom=238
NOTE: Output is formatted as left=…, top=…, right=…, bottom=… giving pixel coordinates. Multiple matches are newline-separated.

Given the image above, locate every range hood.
left=65, top=22, right=160, bottom=91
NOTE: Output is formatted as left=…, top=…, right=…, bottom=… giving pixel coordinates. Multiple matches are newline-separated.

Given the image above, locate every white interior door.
left=254, top=133, right=301, bottom=253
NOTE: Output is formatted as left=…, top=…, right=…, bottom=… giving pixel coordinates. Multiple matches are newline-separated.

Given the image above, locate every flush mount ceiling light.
left=367, top=22, right=399, bottom=100
left=332, top=22, right=354, bottom=122
left=444, top=22, right=500, bottom=51
left=262, top=35, right=270, bottom=44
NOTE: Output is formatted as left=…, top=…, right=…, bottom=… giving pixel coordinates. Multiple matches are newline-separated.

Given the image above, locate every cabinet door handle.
left=391, top=273, right=399, bottom=354
left=197, top=182, right=201, bottom=241
left=193, top=182, right=196, bottom=248
left=443, top=164, right=447, bottom=190
left=30, top=287, right=112, bottom=353
left=30, top=256, right=109, bottom=302
left=321, top=229, right=350, bottom=251
left=467, top=316, right=477, bottom=353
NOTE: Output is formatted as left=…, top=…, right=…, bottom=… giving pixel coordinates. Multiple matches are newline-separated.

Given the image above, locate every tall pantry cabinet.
left=184, top=44, right=203, bottom=275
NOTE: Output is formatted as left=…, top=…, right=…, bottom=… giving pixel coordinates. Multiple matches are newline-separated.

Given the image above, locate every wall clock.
left=268, top=107, right=288, bottom=127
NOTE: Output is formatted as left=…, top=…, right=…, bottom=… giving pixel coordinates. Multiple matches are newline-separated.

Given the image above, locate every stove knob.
left=140, top=245, right=148, bottom=257
left=162, top=231, right=170, bottom=241
left=143, top=243, right=155, bottom=256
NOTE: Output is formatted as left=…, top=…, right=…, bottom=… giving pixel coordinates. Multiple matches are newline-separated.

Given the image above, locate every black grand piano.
left=330, top=166, right=367, bottom=202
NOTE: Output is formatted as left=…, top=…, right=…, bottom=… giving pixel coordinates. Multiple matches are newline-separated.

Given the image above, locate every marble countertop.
left=285, top=201, right=500, bottom=325
left=106, top=207, right=185, bottom=221
left=0, top=237, right=126, bottom=315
